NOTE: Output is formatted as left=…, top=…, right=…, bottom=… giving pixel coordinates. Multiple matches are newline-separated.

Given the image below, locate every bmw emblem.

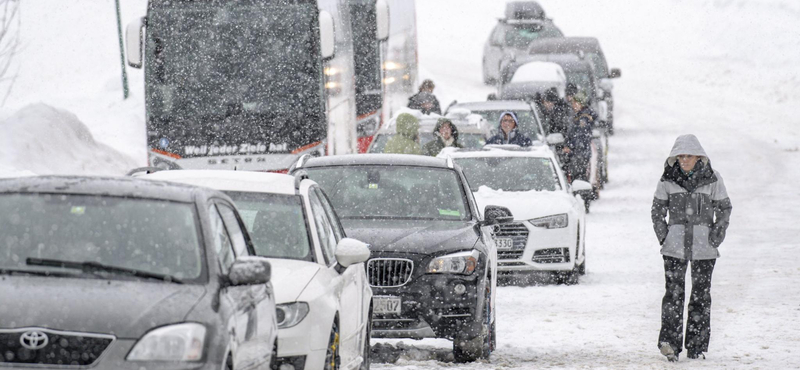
left=158, top=138, right=170, bottom=149
left=19, top=330, right=49, bottom=350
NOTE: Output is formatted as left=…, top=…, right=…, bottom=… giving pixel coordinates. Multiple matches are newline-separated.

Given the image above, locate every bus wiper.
left=26, top=258, right=184, bottom=284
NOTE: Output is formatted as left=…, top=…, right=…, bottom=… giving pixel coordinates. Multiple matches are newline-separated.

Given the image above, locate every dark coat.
left=422, top=119, right=462, bottom=157
left=651, top=135, right=733, bottom=260
left=541, top=100, right=573, bottom=136
left=485, top=111, right=533, bottom=146
left=565, top=114, right=593, bottom=158
left=407, top=92, right=442, bottom=115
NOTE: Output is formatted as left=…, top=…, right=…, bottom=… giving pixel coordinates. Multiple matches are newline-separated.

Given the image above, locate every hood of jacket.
left=395, top=113, right=420, bottom=139
left=665, top=134, right=710, bottom=167
left=496, top=111, right=519, bottom=130
left=433, top=118, right=460, bottom=142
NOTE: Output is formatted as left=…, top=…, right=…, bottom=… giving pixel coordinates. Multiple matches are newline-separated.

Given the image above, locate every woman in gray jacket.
left=651, top=134, right=732, bottom=362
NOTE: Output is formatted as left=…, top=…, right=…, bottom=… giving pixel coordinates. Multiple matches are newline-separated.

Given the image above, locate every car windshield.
left=305, top=166, right=471, bottom=221
left=0, top=194, right=203, bottom=281
left=566, top=71, right=594, bottom=97
left=225, top=192, right=313, bottom=262
left=454, top=157, right=562, bottom=192
left=504, top=24, right=563, bottom=49
left=469, top=109, right=542, bottom=138
left=368, top=133, right=486, bottom=153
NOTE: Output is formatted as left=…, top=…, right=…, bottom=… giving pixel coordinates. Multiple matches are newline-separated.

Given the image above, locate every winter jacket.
left=565, top=114, right=593, bottom=159
left=573, top=106, right=598, bottom=129
left=422, top=119, right=463, bottom=156
left=383, top=113, right=421, bottom=155
left=651, top=135, right=733, bottom=260
left=541, top=100, right=573, bottom=137
left=485, top=111, right=533, bottom=146
left=407, top=92, right=442, bottom=115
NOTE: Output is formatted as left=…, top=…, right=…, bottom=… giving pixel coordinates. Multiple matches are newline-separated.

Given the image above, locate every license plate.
left=373, top=296, right=401, bottom=315
left=494, top=237, right=514, bottom=250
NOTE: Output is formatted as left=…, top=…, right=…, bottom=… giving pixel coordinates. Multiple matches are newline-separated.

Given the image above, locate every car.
left=291, top=154, right=513, bottom=362
left=367, top=108, right=491, bottom=154
left=483, top=1, right=563, bottom=85
left=496, top=61, right=567, bottom=102
left=500, top=54, right=610, bottom=188
left=445, top=100, right=565, bottom=150
left=138, top=170, right=374, bottom=370
left=437, top=145, right=590, bottom=284
left=527, top=37, right=621, bottom=131
left=0, top=176, right=278, bottom=370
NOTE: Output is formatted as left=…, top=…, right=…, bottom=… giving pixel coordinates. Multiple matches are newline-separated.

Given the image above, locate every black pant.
left=658, top=256, right=716, bottom=354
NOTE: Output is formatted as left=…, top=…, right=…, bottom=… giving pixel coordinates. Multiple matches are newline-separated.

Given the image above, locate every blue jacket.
left=485, top=111, right=533, bottom=146
left=565, top=113, right=593, bottom=158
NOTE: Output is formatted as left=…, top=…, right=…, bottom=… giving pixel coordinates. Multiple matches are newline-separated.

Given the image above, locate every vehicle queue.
left=0, top=1, right=621, bottom=369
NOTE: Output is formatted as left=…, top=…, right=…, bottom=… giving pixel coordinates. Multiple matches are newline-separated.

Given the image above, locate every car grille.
left=494, top=222, right=529, bottom=251
left=367, top=258, right=414, bottom=287
left=497, top=250, right=524, bottom=260
left=0, top=328, right=114, bottom=367
left=532, top=248, right=571, bottom=263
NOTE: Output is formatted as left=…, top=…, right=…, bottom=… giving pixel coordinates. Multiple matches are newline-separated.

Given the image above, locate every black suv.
left=292, top=154, right=513, bottom=362
left=0, top=176, right=278, bottom=370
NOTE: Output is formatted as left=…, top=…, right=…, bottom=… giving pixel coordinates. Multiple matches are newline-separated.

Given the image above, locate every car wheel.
left=360, top=307, right=373, bottom=370
left=225, top=353, right=234, bottom=370
left=577, top=230, right=586, bottom=276
left=324, top=319, right=340, bottom=370
left=453, top=281, right=492, bottom=362
left=269, top=341, right=279, bottom=370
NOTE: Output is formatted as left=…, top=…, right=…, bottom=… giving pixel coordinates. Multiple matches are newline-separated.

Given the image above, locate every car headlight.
left=427, top=250, right=480, bottom=275
left=529, top=214, right=568, bottom=229
left=276, top=302, right=309, bottom=329
left=127, top=323, right=205, bottom=362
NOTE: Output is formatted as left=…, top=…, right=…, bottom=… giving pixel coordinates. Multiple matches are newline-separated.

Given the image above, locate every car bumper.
left=369, top=272, right=486, bottom=340
left=274, top=317, right=329, bottom=370
left=497, top=222, right=577, bottom=272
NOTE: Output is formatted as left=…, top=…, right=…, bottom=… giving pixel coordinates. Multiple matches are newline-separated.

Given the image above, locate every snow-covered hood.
left=266, top=258, right=321, bottom=303
left=474, top=186, right=574, bottom=221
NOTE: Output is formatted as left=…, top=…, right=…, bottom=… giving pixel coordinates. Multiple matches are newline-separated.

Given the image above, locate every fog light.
left=454, top=284, right=466, bottom=294
left=279, top=364, right=295, bottom=370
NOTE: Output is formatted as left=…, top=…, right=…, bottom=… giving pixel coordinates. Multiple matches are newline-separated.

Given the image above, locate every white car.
left=439, top=145, right=589, bottom=284
left=139, top=170, right=374, bottom=370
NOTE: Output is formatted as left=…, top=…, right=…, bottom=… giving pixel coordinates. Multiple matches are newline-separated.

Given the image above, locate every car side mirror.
left=319, top=10, right=336, bottom=60
left=571, top=180, right=593, bottom=192
left=482, top=205, right=514, bottom=225
left=375, top=0, right=390, bottom=41
left=335, top=238, right=371, bottom=269
left=228, top=257, right=271, bottom=286
left=546, top=133, right=564, bottom=145
left=126, top=17, right=146, bottom=68
left=609, top=68, right=621, bottom=78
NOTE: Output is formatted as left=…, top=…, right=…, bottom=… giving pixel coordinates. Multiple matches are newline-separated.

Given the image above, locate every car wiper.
left=26, top=258, right=184, bottom=284
left=0, top=267, right=78, bottom=278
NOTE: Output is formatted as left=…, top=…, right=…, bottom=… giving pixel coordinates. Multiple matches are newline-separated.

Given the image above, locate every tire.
left=225, top=353, right=234, bottom=370
left=269, top=341, right=279, bottom=370
left=453, top=280, right=492, bottom=362
left=577, top=229, right=586, bottom=276
left=360, top=307, right=373, bottom=370
left=324, top=319, right=340, bottom=370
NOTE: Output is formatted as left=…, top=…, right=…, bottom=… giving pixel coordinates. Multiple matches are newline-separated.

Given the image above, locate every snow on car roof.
left=450, top=100, right=533, bottom=111
left=143, top=170, right=298, bottom=195
left=438, top=144, right=555, bottom=159
left=510, top=61, right=566, bottom=84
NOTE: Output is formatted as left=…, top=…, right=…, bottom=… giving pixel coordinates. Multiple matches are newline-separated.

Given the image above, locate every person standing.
left=485, top=111, right=533, bottom=146
left=407, top=79, right=442, bottom=115
left=422, top=118, right=462, bottom=156
left=562, top=92, right=594, bottom=182
left=383, top=113, right=421, bottom=155
left=651, top=134, right=733, bottom=362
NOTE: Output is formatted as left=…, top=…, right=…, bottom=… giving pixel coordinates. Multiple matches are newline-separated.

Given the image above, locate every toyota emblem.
left=19, top=330, right=49, bottom=350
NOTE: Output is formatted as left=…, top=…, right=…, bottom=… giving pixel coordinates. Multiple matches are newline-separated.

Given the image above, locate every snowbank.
left=0, top=104, right=138, bottom=176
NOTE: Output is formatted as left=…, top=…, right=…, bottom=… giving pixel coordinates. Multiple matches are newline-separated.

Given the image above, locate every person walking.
left=651, top=134, right=733, bottom=362
left=408, top=79, right=442, bottom=115
left=422, top=118, right=462, bottom=156
left=383, top=113, right=421, bottom=155
left=485, top=111, right=533, bottom=146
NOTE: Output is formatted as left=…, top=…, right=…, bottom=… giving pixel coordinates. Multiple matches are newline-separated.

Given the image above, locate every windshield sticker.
left=368, top=183, right=379, bottom=189
left=438, top=209, right=461, bottom=217
left=70, top=206, right=86, bottom=215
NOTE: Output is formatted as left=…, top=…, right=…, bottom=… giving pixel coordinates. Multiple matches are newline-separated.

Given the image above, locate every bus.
left=349, top=0, right=418, bottom=152
left=126, top=0, right=383, bottom=171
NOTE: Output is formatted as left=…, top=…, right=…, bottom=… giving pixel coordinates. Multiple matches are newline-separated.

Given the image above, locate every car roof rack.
left=126, top=166, right=167, bottom=177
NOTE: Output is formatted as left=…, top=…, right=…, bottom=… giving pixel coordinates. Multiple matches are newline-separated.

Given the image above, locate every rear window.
left=504, top=24, right=563, bottom=48
left=0, top=194, right=203, bottom=281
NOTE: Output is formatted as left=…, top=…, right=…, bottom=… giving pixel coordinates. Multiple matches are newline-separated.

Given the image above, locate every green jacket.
left=383, top=113, right=421, bottom=155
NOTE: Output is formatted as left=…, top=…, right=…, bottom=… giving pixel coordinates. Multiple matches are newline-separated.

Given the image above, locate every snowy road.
left=370, top=1, right=800, bottom=369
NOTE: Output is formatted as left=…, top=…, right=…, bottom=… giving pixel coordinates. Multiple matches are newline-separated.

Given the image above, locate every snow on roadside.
left=0, top=104, right=138, bottom=176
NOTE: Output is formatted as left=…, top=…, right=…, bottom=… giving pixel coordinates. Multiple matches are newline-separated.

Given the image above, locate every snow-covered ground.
left=2, top=0, right=800, bottom=369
